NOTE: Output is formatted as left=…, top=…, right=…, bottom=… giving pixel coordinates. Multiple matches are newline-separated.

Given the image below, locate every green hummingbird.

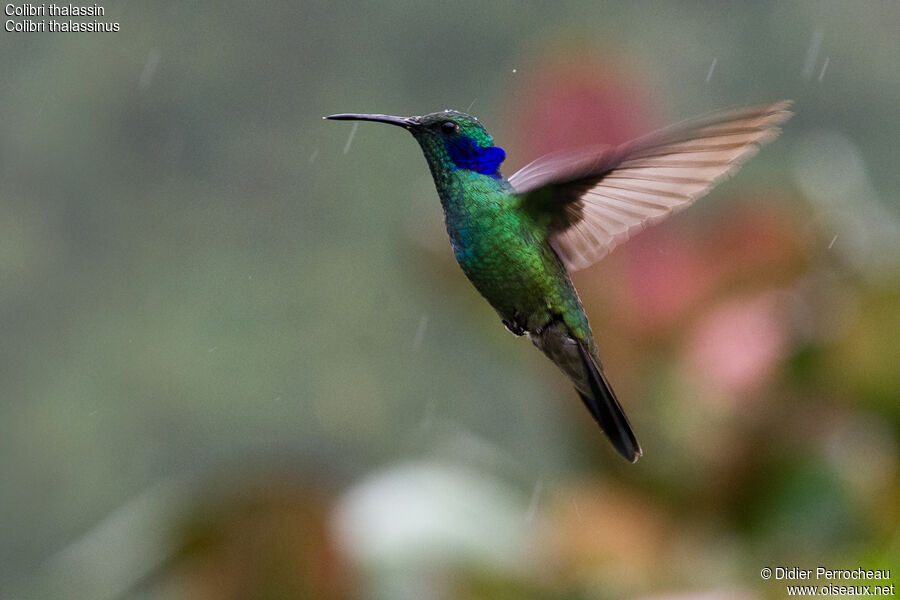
left=327, top=101, right=792, bottom=462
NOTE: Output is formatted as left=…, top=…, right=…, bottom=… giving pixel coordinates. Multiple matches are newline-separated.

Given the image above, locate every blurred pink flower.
left=615, top=227, right=714, bottom=334
left=505, top=46, right=659, bottom=159
left=592, top=201, right=808, bottom=338
left=702, top=202, right=808, bottom=292
left=684, top=292, right=789, bottom=397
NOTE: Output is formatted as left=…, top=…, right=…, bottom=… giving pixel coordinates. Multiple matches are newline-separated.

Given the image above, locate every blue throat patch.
left=444, top=135, right=506, bottom=177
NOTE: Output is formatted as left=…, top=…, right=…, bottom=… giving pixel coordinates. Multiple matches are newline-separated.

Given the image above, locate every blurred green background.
left=1, top=2, right=898, bottom=599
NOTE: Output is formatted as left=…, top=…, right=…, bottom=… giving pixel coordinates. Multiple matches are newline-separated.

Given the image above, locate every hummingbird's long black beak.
left=325, top=113, right=418, bottom=129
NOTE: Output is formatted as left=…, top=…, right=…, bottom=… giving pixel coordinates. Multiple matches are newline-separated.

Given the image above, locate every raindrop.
left=207, top=346, right=218, bottom=353
left=828, top=234, right=838, bottom=249
left=705, top=57, right=718, bottom=83
left=524, top=479, right=543, bottom=523
left=802, top=29, right=824, bottom=80
left=511, top=68, right=518, bottom=74
left=138, top=47, right=161, bottom=89
left=342, top=122, right=359, bottom=154
left=308, top=149, right=319, bottom=164
left=466, top=98, right=477, bottom=112
left=818, top=57, right=830, bottom=82
left=417, top=397, right=437, bottom=433
left=571, top=497, right=583, bottom=522
left=412, top=315, right=428, bottom=351
left=793, top=129, right=900, bottom=277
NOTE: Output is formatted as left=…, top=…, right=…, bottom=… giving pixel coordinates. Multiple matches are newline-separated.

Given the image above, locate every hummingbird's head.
left=326, top=110, right=506, bottom=179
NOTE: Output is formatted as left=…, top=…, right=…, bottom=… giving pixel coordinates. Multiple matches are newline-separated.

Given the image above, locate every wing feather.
left=511, top=101, right=793, bottom=270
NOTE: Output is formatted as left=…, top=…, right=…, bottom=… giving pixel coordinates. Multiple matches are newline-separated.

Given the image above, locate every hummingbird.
left=327, top=101, right=792, bottom=462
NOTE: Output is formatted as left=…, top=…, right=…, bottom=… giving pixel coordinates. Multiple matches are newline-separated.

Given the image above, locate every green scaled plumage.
left=327, top=101, right=793, bottom=462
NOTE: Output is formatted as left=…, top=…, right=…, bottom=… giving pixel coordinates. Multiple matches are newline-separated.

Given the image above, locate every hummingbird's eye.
left=440, top=121, right=460, bottom=135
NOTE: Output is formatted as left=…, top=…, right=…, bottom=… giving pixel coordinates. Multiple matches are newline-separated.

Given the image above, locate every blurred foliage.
left=1, top=1, right=898, bottom=599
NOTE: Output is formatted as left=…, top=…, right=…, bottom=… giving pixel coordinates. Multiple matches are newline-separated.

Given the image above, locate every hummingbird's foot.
left=532, top=312, right=564, bottom=337
left=501, top=310, right=527, bottom=336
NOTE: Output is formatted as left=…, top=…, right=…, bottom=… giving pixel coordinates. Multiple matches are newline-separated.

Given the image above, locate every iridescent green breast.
left=439, top=172, right=591, bottom=341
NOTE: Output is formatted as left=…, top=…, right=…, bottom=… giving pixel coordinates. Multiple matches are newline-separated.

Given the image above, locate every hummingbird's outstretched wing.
left=510, top=101, right=793, bottom=271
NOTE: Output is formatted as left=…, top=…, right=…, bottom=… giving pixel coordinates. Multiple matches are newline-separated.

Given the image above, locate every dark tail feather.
left=575, top=341, right=642, bottom=462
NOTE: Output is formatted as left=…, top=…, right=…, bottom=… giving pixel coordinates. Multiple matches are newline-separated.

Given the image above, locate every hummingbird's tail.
left=531, top=320, right=642, bottom=462
left=574, top=340, right=642, bottom=463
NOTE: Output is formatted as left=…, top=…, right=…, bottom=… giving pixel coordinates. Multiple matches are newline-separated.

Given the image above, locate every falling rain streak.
left=803, top=28, right=825, bottom=80
left=706, top=57, right=718, bottom=83
left=818, top=57, right=830, bottom=82
left=417, top=398, right=437, bottom=433
left=524, top=479, right=544, bottom=522
left=342, top=122, right=359, bottom=154
left=138, top=48, right=161, bottom=89
left=412, top=315, right=428, bottom=351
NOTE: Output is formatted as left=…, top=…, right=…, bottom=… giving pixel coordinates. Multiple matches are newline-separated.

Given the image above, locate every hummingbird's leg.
left=501, top=309, right=527, bottom=336
left=532, top=312, right=564, bottom=337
